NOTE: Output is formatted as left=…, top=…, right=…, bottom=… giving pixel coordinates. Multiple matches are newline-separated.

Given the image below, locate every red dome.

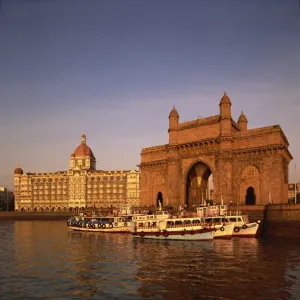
left=72, top=144, right=95, bottom=158
left=14, top=167, right=23, bottom=175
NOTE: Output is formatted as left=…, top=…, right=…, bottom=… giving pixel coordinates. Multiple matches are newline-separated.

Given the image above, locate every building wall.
left=14, top=135, right=140, bottom=212
left=14, top=170, right=140, bottom=212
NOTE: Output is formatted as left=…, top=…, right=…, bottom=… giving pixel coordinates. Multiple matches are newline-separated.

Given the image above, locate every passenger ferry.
left=131, top=214, right=216, bottom=241
left=67, top=215, right=133, bottom=233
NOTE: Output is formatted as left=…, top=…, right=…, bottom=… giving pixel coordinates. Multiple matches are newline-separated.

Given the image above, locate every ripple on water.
left=0, top=221, right=299, bottom=300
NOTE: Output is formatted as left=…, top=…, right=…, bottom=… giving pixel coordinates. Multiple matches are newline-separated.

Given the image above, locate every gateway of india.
left=14, top=134, right=140, bottom=212
left=139, top=92, right=292, bottom=207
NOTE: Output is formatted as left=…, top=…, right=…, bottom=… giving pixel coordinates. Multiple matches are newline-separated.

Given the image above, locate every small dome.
left=14, top=167, right=23, bottom=175
left=169, top=106, right=179, bottom=118
left=220, top=92, right=231, bottom=105
left=238, top=111, right=248, bottom=123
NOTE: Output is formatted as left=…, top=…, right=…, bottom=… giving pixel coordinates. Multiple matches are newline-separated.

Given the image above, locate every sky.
left=0, top=0, right=300, bottom=191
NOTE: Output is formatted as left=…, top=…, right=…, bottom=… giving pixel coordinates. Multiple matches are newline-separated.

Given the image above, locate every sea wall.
left=263, top=203, right=300, bottom=238
left=0, top=212, right=73, bottom=220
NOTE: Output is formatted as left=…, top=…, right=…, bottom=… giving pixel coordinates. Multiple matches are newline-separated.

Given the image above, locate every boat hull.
left=132, top=229, right=214, bottom=241
left=232, top=221, right=260, bottom=237
left=213, top=223, right=234, bottom=239
left=68, top=226, right=130, bottom=233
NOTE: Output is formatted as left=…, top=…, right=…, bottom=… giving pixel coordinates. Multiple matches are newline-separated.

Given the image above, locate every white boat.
left=131, top=215, right=215, bottom=241
left=209, top=223, right=235, bottom=239
left=196, top=205, right=261, bottom=238
left=203, top=215, right=260, bottom=237
left=67, top=215, right=132, bottom=233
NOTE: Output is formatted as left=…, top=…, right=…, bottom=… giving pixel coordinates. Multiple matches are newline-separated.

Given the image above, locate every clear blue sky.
left=1, top=0, right=299, bottom=190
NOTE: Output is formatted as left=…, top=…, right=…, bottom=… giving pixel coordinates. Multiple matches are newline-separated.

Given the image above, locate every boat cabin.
left=196, top=205, right=227, bottom=217
left=204, top=215, right=249, bottom=226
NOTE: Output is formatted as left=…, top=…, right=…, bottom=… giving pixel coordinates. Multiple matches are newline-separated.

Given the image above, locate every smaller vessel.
left=203, top=215, right=260, bottom=238
left=67, top=215, right=132, bottom=233
left=196, top=205, right=260, bottom=238
left=131, top=215, right=216, bottom=241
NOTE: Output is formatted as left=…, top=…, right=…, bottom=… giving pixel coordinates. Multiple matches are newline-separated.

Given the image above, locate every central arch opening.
left=185, top=162, right=212, bottom=207
left=245, top=186, right=256, bottom=205
left=157, top=191, right=163, bottom=207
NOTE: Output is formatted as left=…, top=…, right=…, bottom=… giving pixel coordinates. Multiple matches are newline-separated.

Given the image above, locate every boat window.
left=228, top=217, right=237, bottom=222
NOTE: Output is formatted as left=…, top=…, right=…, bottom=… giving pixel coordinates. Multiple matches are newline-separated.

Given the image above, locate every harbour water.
left=0, top=221, right=299, bottom=300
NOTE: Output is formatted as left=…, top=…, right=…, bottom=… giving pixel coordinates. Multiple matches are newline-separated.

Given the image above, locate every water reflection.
left=0, top=221, right=299, bottom=300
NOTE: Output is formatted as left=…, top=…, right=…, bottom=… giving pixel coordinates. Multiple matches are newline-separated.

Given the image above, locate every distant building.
left=0, top=187, right=14, bottom=211
left=288, top=183, right=300, bottom=203
left=14, top=134, right=140, bottom=212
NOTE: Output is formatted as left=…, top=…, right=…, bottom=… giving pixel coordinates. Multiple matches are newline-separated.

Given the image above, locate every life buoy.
left=114, top=222, right=118, bottom=227
left=234, top=226, right=240, bottom=233
left=155, top=232, right=160, bottom=237
left=124, top=222, right=128, bottom=226
left=242, top=224, right=248, bottom=229
left=163, top=231, right=169, bottom=237
left=109, top=223, right=113, bottom=228
left=220, top=226, right=225, bottom=232
left=190, top=230, right=195, bottom=235
left=102, top=224, right=106, bottom=229
left=92, top=224, right=95, bottom=229
left=140, top=231, right=145, bottom=237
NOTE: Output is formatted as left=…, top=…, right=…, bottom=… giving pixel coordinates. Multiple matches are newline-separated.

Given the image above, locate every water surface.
left=0, top=221, right=299, bottom=299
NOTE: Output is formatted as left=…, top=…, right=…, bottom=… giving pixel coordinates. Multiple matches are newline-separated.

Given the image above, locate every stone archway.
left=156, top=191, right=163, bottom=207
left=246, top=186, right=256, bottom=205
left=185, top=162, right=212, bottom=207
left=240, top=165, right=260, bottom=205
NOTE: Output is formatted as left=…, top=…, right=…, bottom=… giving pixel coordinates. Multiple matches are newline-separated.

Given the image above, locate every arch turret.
left=168, top=106, right=179, bottom=145
left=219, top=92, right=232, bottom=118
left=219, top=92, right=232, bottom=137
left=237, top=111, right=248, bottom=131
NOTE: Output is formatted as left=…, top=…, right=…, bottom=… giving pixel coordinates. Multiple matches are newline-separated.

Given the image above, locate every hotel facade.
left=14, top=134, right=140, bottom=212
